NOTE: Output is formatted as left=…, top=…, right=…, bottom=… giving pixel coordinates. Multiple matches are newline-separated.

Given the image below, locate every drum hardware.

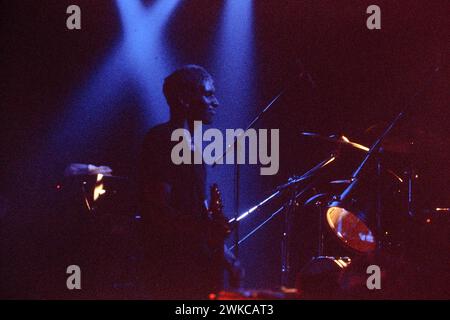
left=403, top=167, right=419, bottom=217
left=297, top=131, right=380, bottom=254
left=325, top=66, right=441, bottom=255
left=325, top=145, right=401, bottom=253
left=304, top=192, right=329, bottom=257
left=227, top=153, right=337, bottom=287
left=296, top=255, right=352, bottom=298
left=270, top=154, right=340, bottom=287
left=226, top=134, right=375, bottom=286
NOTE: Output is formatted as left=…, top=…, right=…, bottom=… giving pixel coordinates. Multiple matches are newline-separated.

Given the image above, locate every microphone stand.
left=213, top=89, right=287, bottom=259
left=213, top=69, right=316, bottom=257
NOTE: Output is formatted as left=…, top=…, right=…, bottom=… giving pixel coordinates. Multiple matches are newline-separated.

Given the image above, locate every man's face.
left=186, top=78, right=219, bottom=124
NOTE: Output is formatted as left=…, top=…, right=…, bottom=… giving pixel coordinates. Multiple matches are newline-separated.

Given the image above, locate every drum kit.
left=228, top=119, right=449, bottom=297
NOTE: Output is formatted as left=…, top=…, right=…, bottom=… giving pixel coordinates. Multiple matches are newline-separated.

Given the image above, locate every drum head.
left=326, top=206, right=376, bottom=254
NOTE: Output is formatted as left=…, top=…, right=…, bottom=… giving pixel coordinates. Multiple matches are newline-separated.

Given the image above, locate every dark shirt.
left=138, top=121, right=214, bottom=299
left=139, top=121, right=207, bottom=218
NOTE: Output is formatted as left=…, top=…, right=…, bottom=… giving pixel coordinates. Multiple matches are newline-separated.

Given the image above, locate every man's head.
left=163, top=65, right=219, bottom=124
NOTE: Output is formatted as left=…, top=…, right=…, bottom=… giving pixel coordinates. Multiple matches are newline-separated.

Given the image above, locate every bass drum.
left=302, top=167, right=408, bottom=258
left=329, top=169, right=408, bottom=255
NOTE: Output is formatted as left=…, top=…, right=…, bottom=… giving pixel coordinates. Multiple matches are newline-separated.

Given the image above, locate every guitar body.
left=208, top=184, right=242, bottom=291
left=208, top=183, right=227, bottom=292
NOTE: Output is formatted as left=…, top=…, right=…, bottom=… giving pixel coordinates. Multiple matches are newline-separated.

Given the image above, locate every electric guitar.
left=208, top=183, right=243, bottom=289
left=208, top=183, right=232, bottom=242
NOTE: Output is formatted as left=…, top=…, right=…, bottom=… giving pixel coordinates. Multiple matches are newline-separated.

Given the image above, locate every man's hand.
left=207, top=216, right=231, bottom=248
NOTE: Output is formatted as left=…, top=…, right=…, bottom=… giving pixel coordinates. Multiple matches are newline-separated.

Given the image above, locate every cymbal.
left=301, top=132, right=369, bottom=152
left=365, top=123, right=448, bottom=155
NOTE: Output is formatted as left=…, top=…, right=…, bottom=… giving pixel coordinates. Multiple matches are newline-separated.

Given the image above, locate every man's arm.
left=142, top=181, right=208, bottom=240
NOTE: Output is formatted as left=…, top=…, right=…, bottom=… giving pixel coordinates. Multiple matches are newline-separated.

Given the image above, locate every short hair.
left=163, top=65, right=212, bottom=109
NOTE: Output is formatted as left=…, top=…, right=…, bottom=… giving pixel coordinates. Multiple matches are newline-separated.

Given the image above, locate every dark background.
left=1, top=0, right=449, bottom=298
